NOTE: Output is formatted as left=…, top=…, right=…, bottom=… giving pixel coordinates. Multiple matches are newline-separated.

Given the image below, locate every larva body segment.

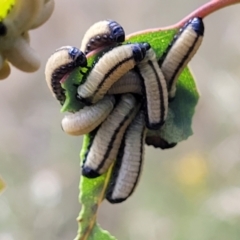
left=77, top=43, right=150, bottom=104
left=81, top=20, right=125, bottom=54
left=159, top=17, right=204, bottom=98
left=45, top=46, right=87, bottom=104
left=82, top=94, right=140, bottom=178
left=107, top=70, right=142, bottom=95
left=136, top=48, right=168, bottom=129
left=61, top=95, right=115, bottom=136
left=106, top=110, right=146, bottom=204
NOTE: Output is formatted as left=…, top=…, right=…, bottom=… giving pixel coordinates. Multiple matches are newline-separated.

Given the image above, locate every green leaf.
left=75, top=135, right=116, bottom=240
left=127, top=29, right=199, bottom=144
left=62, top=27, right=199, bottom=240
left=147, top=67, right=199, bottom=144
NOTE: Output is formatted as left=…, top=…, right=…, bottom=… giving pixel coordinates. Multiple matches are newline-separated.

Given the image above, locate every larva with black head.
left=77, top=42, right=150, bottom=104
left=158, top=17, right=204, bottom=99
left=82, top=94, right=141, bottom=178
left=61, top=95, right=115, bottom=136
left=45, top=46, right=87, bottom=104
left=135, top=47, right=168, bottom=130
left=107, top=70, right=142, bottom=95
left=106, top=110, right=146, bottom=204
left=81, top=20, right=125, bottom=54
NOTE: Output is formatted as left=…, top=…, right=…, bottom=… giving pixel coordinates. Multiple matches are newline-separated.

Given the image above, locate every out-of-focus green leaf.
left=63, top=27, right=199, bottom=240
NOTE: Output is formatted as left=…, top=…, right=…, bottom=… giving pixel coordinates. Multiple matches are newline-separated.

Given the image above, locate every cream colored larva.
left=106, top=110, right=146, bottom=204
left=82, top=94, right=141, bottom=178
left=45, top=46, right=87, bottom=104
left=77, top=43, right=150, bottom=105
left=107, top=70, right=142, bottom=95
left=159, top=17, right=204, bottom=98
left=136, top=48, right=168, bottom=130
left=80, top=20, right=125, bottom=54
left=61, top=95, right=115, bottom=136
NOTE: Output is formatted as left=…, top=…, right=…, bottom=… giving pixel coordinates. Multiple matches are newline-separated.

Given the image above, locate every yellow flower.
left=0, top=0, right=54, bottom=79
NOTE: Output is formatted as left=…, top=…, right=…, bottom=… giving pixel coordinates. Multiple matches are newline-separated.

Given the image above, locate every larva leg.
left=107, top=70, right=142, bottom=95
left=45, top=46, right=87, bottom=104
left=136, top=48, right=168, bottom=129
left=61, top=95, right=115, bottom=136
left=81, top=20, right=125, bottom=54
left=159, top=17, right=204, bottom=99
left=106, top=110, right=146, bottom=204
left=77, top=43, right=150, bottom=104
left=82, top=94, right=141, bottom=178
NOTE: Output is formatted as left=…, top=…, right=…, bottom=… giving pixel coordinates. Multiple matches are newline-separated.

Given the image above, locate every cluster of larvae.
left=45, top=18, right=204, bottom=203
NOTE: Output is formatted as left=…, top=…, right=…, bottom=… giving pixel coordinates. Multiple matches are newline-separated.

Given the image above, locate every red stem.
left=127, top=0, right=240, bottom=39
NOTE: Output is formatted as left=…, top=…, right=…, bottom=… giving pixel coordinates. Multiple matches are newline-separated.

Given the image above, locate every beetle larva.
left=136, top=48, right=168, bottom=129
left=82, top=94, right=141, bottom=178
left=77, top=43, right=150, bottom=104
left=158, top=17, right=204, bottom=98
left=106, top=110, right=146, bottom=204
left=107, top=70, right=142, bottom=95
left=45, top=46, right=87, bottom=104
left=61, top=95, right=115, bottom=136
left=80, top=20, right=125, bottom=54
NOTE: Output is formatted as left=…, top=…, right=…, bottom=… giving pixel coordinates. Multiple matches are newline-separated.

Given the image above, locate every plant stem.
left=178, top=0, right=240, bottom=26
left=127, top=0, right=240, bottom=38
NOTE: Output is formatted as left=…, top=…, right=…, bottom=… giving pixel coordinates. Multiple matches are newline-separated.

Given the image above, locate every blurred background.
left=1, top=0, right=240, bottom=239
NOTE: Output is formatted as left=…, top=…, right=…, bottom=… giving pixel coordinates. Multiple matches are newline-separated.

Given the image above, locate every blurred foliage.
left=1, top=0, right=240, bottom=240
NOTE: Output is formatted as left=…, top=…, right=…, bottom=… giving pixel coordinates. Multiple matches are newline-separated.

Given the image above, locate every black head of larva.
left=189, top=17, right=204, bottom=36
left=131, top=42, right=151, bottom=63
left=68, top=47, right=87, bottom=67
left=82, top=166, right=100, bottom=178
left=0, top=22, right=7, bottom=36
left=108, top=20, right=125, bottom=42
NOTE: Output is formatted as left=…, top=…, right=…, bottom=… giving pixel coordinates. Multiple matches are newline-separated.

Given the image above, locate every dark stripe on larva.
left=51, top=61, right=77, bottom=104
left=46, top=46, right=87, bottom=104
left=95, top=102, right=133, bottom=172
left=82, top=94, right=138, bottom=178
left=91, top=56, right=133, bottom=98
left=106, top=111, right=145, bottom=203
left=158, top=17, right=204, bottom=96
left=82, top=128, right=99, bottom=166
left=148, top=60, right=165, bottom=127
left=168, top=35, right=199, bottom=90
left=82, top=20, right=125, bottom=54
